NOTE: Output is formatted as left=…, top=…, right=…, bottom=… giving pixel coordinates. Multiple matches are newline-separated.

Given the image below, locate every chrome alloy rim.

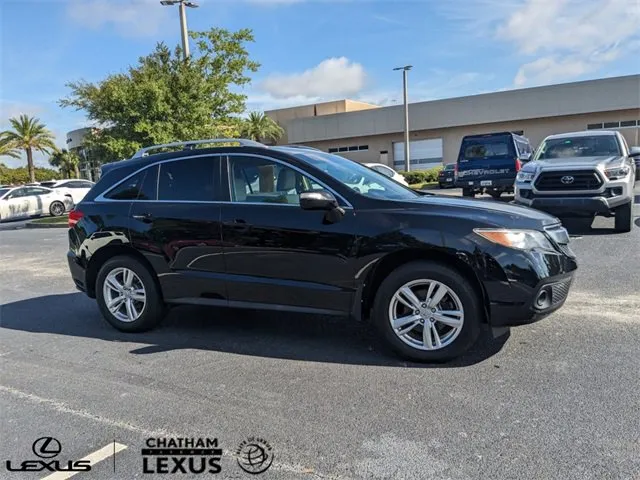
left=102, top=267, right=146, bottom=323
left=51, top=202, right=64, bottom=216
left=388, top=279, right=464, bottom=351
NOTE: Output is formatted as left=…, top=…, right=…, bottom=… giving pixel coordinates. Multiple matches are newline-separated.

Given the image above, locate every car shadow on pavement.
left=0, top=292, right=509, bottom=368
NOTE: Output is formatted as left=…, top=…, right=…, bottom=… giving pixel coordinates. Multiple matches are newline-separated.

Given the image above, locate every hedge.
left=399, top=166, right=443, bottom=184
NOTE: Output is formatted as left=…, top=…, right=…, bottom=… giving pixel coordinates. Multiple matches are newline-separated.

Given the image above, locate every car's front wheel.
left=49, top=201, right=65, bottom=217
left=96, top=255, right=165, bottom=332
left=614, top=201, right=633, bottom=233
left=372, top=261, right=482, bottom=362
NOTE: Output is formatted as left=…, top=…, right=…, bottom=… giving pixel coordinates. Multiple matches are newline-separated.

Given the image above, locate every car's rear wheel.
left=462, top=188, right=475, bottom=197
left=49, top=201, right=65, bottom=217
left=371, top=261, right=482, bottom=362
left=96, top=256, right=165, bottom=332
left=490, top=191, right=502, bottom=200
left=614, top=201, right=633, bottom=233
left=438, top=183, right=444, bottom=189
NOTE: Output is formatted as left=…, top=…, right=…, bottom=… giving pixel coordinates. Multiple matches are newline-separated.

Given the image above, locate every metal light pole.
left=393, top=65, right=412, bottom=171
left=160, top=0, right=199, bottom=60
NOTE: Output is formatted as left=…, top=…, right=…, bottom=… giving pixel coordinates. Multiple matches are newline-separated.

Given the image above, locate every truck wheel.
left=371, top=261, right=482, bottom=362
left=489, top=191, right=502, bottom=200
left=462, top=188, right=475, bottom=198
left=614, top=201, right=633, bottom=233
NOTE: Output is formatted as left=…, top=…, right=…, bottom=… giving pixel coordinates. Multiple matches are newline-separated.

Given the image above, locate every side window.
left=105, top=165, right=158, bottom=201
left=27, top=187, right=50, bottom=195
left=158, top=157, right=214, bottom=201
left=8, top=188, right=27, bottom=199
left=378, top=166, right=395, bottom=177
left=229, top=156, right=321, bottom=205
left=80, top=181, right=94, bottom=189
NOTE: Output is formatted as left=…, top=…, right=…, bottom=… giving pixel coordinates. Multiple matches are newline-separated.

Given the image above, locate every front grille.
left=535, top=170, right=602, bottom=191
left=550, top=279, right=572, bottom=306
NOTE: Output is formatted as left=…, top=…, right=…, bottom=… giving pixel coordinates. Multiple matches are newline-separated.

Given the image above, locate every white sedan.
left=364, top=163, right=409, bottom=186
left=40, top=179, right=95, bottom=205
left=0, top=186, right=73, bottom=221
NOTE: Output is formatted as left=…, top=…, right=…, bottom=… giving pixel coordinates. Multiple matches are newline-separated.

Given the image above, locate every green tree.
left=49, top=149, right=81, bottom=179
left=60, top=27, right=260, bottom=162
left=0, top=163, right=61, bottom=185
left=0, top=134, right=21, bottom=159
left=241, top=112, right=284, bottom=143
left=1, top=115, right=58, bottom=183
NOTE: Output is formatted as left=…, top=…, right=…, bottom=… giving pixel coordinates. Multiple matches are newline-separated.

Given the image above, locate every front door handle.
left=132, top=213, right=153, bottom=223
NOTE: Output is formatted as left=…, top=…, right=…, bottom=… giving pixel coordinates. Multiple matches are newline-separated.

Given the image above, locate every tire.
left=371, top=261, right=482, bottom=362
left=489, top=191, right=502, bottom=200
left=96, top=255, right=165, bottom=332
left=614, top=201, right=633, bottom=233
left=49, top=201, right=65, bottom=217
left=462, top=188, right=475, bottom=198
left=438, top=183, right=444, bottom=189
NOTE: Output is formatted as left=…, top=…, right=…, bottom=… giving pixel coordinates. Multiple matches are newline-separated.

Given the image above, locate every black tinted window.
left=461, top=136, right=513, bottom=159
left=158, top=157, right=214, bottom=201
left=106, top=165, right=157, bottom=200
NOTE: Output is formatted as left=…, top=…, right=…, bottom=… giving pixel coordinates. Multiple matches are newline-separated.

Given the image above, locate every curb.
left=25, top=222, right=68, bottom=229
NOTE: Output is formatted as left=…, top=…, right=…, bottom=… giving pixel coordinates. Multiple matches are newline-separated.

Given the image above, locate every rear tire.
left=371, top=261, right=482, bottom=362
left=438, top=183, right=444, bottom=189
left=614, top=201, right=633, bottom=233
left=96, top=255, right=165, bottom=332
left=49, top=201, right=65, bottom=217
left=462, top=188, right=475, bottom=198
left=490, top=191, right=502, bottom=200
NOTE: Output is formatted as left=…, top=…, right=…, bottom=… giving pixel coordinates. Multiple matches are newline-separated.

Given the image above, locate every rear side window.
left=461, top=136, right=513, bottom=159
left=158, top=157, right=215, bottom=201
left=105, top=165, right=157, bottom=200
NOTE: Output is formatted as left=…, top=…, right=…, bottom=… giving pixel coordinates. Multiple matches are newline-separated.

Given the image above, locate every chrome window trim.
left=225, top=152, right=354, bottom=209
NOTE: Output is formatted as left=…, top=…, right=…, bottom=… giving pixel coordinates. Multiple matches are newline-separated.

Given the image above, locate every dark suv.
left=67, top=139, right=577, bottom=362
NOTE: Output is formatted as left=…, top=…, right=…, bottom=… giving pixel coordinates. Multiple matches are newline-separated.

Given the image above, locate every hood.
left=527, top=155, right=623, bottom=169
left=403, top=194, right=560, bottom=229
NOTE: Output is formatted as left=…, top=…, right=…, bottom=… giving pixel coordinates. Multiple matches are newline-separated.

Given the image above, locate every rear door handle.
left=132, top=213, right=153, bottom=223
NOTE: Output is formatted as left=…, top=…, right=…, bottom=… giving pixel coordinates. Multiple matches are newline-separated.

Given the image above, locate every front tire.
left=96, top=255, right=165, bottom=332
left=371, top=261, right=482, bottom=362
left=49, top=201, right=65, bottom=217
left=614, top=201, right=633, bottom=233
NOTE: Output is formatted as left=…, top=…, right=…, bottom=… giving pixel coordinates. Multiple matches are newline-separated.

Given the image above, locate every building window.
left=587, top=123, right=603, bottom=130
left=358, top=145, right=369, bottom=151
left=328, top=148, right=339, bottom=153
left=620, top=120, right=638, bottom=128
left=329, top=145, right=369, bottom=153
left=603, top=121, right=620, bottom=129
left=338, top=147, right=348, bottom=152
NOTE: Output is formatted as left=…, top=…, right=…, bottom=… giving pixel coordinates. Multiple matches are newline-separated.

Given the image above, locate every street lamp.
left=160, top=0, right=199, bottom=60
left=393, top=65, right=412, bottom=172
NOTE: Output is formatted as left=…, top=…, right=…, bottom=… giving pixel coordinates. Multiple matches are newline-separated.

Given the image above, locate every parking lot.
left=1, top=187, right=639, bottom=480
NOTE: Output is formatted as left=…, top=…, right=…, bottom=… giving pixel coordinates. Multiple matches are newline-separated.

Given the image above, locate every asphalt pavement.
left=1, top=191, right=639, bottom=480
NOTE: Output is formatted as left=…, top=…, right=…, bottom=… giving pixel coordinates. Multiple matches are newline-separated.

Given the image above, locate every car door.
left=128, top=155, right=226, bottom=302
left=2, top=188, right=30, bottom=219
left=24, top=186, right=54, bottom=215
left=220, top=154, right=358, bottom=315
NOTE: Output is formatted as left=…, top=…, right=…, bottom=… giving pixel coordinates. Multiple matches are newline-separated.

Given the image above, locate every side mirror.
left=300, top=190, right=338, bottom=211
left=629, top=146, right=640, bottom=158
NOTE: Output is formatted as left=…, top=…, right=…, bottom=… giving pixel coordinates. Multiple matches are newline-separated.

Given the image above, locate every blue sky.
left=1, top=0, right=639, bottom=167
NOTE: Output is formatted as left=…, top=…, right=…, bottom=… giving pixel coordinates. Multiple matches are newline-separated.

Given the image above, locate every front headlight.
left=473, top=228, right=555, bottom=251
left=516, top=171, right=535, bottom=182
left=604, top=166, right=630, bottom=180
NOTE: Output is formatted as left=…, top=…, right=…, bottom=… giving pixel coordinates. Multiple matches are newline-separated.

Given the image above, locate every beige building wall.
left=299, top=109, right=640, bottom=168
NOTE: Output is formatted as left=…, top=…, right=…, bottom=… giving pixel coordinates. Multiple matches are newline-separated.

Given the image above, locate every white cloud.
left=260, top=57, right=366, bottom=99
left=67, top=0, right=169, bottom=37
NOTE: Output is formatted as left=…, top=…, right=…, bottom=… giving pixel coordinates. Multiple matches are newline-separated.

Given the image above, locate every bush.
left=400, top=166, right=443, bottom=185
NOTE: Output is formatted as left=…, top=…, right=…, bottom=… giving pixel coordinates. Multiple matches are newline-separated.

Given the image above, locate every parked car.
left=631, top=146, right=640, bottom=172
left=438, top=164, right=456, bottom=188
left=514, top=130, right=638, bottom=232
left=0, top=185, right=73, bottom=221
left=67, top=138, right=577, bottom=362
left=364, top=162, right=409, bottom=186
left=42, top=179, right=95, bottom=205
left=455, top=132, right=533, bottom=198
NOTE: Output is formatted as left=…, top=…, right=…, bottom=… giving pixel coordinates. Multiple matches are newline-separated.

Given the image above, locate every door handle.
left=132, top=213, right=153, bottom=223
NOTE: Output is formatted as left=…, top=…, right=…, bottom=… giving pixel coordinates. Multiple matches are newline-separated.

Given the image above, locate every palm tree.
left=1, top=115, right=58, bottom=183
left=241, top=112, right=284, bottom=144
left=49, top=149, right=81, bottom=179
left=0, top=133, right=20, bottom=159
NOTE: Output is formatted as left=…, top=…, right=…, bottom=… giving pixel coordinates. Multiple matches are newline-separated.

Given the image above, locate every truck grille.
left=535, top=170, right=602, bottom=191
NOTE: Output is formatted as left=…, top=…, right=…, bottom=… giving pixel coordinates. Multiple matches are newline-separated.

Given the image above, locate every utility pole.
left=393, top=65, right=412, bottom=171
left=160, top=0, right=199, bottom=60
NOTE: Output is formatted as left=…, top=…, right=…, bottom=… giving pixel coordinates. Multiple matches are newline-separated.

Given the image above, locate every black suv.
left=67, top=139, right=577, bottom=361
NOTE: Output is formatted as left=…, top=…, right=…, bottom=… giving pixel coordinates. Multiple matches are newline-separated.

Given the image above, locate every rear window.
left=158, top=157, right=215, bottom=201
left=461, top=136, right=513, bottom=159
left=444, top=164, right=455, bottom=171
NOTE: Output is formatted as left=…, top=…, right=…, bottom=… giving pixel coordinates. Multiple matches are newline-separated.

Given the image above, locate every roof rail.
left=279, top=144, right=323, bottom=152
left=132, top=138, right=266, bottom=158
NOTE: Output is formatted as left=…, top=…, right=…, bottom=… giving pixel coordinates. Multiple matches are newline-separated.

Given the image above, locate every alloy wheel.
left=51, top=202, right=64, bottom=216
left=102, top=267, right=146, bottom=323
left=388, top=279, right=464, bottom=351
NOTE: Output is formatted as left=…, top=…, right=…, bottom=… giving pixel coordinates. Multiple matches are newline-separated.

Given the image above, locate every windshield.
left=534, top=135, right=621, bottom=160
left=290, top=151, right=420, bottom=200
left=0, top=188, right=11, bottom=198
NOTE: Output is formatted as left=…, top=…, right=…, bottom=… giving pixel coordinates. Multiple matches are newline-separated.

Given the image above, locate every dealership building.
left=266, top=74, right=640, bottom=170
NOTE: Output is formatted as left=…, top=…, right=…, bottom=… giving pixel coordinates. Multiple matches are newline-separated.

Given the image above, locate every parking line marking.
left=40, top=443, right=127, bottom=480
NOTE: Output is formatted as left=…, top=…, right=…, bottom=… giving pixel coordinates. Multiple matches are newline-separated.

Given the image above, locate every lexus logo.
left=560, top=175, right=575, bottom=184
left=32, top=437, right=62, bottom=458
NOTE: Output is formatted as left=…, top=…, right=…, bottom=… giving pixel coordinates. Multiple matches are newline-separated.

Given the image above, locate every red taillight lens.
left=68, top=209, right=84, bottom=227
left=515, top=159, right=522, bottom=172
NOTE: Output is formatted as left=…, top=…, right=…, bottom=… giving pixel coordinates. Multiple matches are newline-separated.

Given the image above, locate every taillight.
left=454, top=164, right=458, bottom=177
left=515, top=159, right=522, bottom=172
left=68, top=209, right=84, bottom=227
